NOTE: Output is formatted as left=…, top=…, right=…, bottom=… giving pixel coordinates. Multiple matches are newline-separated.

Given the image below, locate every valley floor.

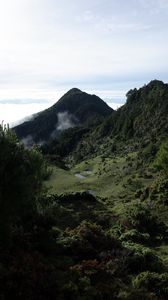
left=46, top=152, right=155, bottom=215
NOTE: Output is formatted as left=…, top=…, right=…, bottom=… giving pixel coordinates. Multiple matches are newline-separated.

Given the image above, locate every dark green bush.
left=120, top=229, right=150, bottom=244
left=154, top=139, right=168, bottom=174
left=133, top=271, right=168, bottom=298
left=0, top=126, right=49, bottom=245
left=124, top=242, right=162, bottom=273
left=125, top=204, right=167, bottom=239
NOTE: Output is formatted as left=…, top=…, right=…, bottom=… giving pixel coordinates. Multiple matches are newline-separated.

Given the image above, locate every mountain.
left=85, top=79, right=168, bottom=144
left=2, top=80, right=168, bottom=300
left=98, top=79, right=168, bottom=140
left=13, top=88, right=113, bottom=144
left=14, top=80, right=168, bottom=159
left=43, top=80, right=168, bottom=162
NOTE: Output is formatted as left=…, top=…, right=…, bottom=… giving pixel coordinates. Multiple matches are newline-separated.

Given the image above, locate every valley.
left=1, top=80, right=168, bottom=299
left=46, top=149, right=157, bottom=216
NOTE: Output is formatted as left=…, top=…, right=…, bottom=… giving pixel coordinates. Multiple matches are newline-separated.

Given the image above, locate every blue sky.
left=0, top=0, right=168, bottom=123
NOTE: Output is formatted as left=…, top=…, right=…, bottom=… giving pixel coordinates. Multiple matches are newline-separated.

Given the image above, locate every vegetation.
left=0, top=125, right=50, bottom=245
left=154, top=139, right=168, bottom=174
left=1, top=80, right=168, bottom=299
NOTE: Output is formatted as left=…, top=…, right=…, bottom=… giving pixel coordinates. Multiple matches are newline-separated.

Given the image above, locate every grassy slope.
left=46, top=151, right=155, bottom=215
left=46, top=147, right=168, bottom=265
left=44, top=147, right=168, bottom=298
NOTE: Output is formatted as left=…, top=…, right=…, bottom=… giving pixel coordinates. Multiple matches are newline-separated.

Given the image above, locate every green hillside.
left=42, top=80, right=168, bottom=164
left=1, top=80, right=168, bottom=299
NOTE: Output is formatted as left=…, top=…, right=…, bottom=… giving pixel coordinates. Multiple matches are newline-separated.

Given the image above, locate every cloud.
left=12, top=114, right=36, bottom=127
left=51, top=112, right=77, bottom=138
left=0, top=0, right=167, bottom=126
left=57, top=112, right=76, bottom=131
left=105, top=22, right=153, bottom=32
left=138, top=0, right=168, bottom=10
left=77, top=8, right=154, bottom=34
left=0, top=99, right=51, bottom=105
left=0, top=102, right=52, bottom=126
left=76, top=10, right=95, bottom=22
left=21, top=135, right=34, bottom=148
left=107, top=102, right=123, bottom=110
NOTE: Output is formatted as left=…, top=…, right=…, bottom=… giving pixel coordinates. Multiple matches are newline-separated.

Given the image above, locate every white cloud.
left=138, top=0, right=168, bottom=10
left=107, top=102, right=123, bottom=110
left=0, top=103, right=48, bottom=126
left=0, top=0, right=167, bottom=123
left=0, top=88, right=126, bottom=125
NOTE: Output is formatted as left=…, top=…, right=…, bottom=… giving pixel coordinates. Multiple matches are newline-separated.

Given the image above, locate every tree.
left=154, top=140, right=168, bottom=174
left=0, top=125, right=48, bottom=245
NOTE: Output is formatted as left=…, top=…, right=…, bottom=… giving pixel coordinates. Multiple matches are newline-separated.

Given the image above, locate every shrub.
left=124, top=242, right=162, bottom=273
left=120, top=229, right=150, bottom=244
left=133, top=271, right=168, bottom=298
left=154, top=140, right=168, bottom=174
left=125, top=204, right=167, bottom=239
left=0, top=126, right=49, bottom=245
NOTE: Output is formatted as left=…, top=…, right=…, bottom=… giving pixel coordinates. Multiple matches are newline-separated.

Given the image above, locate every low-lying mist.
left=20, top=111, right=78, bottom=147
left=51, top=111, right=77, bottom=138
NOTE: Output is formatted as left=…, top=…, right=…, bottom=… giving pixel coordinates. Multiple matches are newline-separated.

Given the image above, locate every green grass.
left=45, top=151, right=168, bottom=273
left=45, top=152, right=155, bottom=217
left=46, top=155, right=127, bottom=196
left=45, top=166, right=82, bottom=194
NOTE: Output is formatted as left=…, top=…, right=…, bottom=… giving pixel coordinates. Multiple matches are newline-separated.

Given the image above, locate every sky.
left=0, top=0, right=168, bottom=124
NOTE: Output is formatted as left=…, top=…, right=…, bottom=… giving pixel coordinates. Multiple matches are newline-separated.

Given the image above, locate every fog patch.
left=11, top=113, right=36, bottom=127
left=21, top=135, right=34, bottom=148
left=51, top=111, right=77, bottom=138
left=57, top=112, right=75, bottom=131
left=37, top=140, right=46, bottom=147
left=21, top=135, right=46, bottom=148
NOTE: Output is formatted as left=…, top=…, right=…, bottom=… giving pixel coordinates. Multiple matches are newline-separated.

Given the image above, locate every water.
left=75, top=173, right=86, bottom=179
left=86, top=189, right=96, bottom=195
left=84, top=170, right=92, bottom=175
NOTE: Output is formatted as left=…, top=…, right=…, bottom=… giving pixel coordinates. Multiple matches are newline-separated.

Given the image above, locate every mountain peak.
left=66, top=88, right=82, bottom=95
left=13, top=88, right=113, bottom=142
left=147, top=79, right=165, bottom=87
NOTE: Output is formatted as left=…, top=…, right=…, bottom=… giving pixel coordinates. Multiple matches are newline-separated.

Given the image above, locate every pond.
left=75, top=173, right=86, bottom=179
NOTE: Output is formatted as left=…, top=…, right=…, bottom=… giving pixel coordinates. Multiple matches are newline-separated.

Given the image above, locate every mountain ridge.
left=13, top=79, right=168, bottom=159
left=13, top=88, right=113, bottom=143
left=41, top=80, right=168, bottom=162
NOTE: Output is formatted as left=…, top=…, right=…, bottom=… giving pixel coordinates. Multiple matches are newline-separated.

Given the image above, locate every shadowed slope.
left=13, top=88, right=113, bottom=143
